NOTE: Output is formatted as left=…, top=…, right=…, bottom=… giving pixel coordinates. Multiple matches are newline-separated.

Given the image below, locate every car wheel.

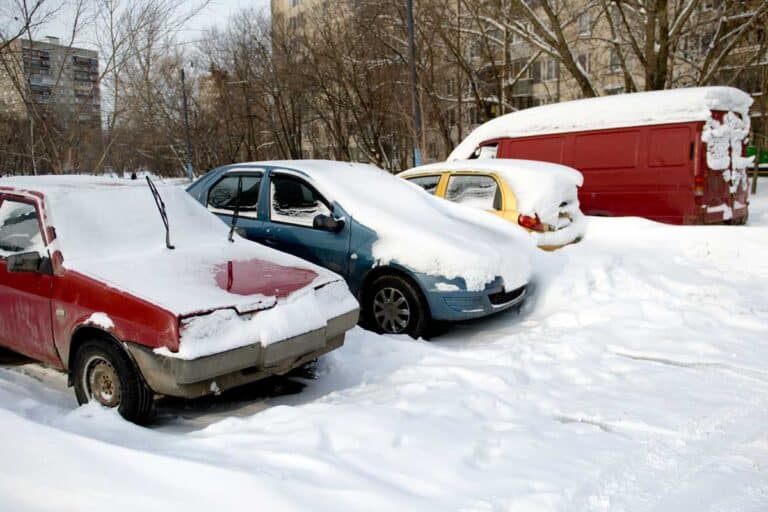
left=73, top=338, right=154, bottom=424
left=365, top=275, right=430, bottom=338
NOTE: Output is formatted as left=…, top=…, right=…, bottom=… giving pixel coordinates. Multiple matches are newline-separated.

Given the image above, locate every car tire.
left=364, top=274, right=430, bottom=339
left=73, top=338, right=154, bottom=424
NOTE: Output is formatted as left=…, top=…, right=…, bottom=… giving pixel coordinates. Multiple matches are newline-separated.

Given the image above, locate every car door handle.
left=262, top=238, right=278, bottom=246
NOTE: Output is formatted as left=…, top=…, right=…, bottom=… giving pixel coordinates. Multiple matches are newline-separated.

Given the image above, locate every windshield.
left=44, top=183, right=229, bottom=263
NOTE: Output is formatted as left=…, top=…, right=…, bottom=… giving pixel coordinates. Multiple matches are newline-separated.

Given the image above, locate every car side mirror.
left=6, top=251, right=50, bottom=274
left=313, top=214, right=345, bottom=233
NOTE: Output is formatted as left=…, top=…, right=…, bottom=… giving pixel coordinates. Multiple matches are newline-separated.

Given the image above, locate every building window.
left=578, top=12, right=591, bottom=37
left=446, top=78, right=455, bottom=96
left=543, top=59, right=559, bottom=81
left=577, top=53, right=590, bottom=73
left=609, top=48, right=621, bottom=72
left=290, top=0, right=300, bottom=7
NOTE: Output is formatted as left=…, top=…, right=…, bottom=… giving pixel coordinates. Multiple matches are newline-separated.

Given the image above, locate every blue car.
left=188, top=160, right=532, bottom=338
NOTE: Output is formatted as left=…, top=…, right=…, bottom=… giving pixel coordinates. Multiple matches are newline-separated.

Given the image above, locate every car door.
left=263, top=172, right=351, bottom=276
left=0, top=195, right=58, bottom=364
left=205, top=170, right=266, bottom=239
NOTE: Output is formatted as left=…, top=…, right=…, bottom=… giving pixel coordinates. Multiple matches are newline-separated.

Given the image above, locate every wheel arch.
left=359, top=265, right=430, bottom=310
left=66, top=326, right=132, bottom=385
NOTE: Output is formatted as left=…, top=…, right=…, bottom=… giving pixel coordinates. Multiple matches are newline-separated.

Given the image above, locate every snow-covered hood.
left=449, top=86, right=754, bottom=161
left=277, top=161, right=536, bottom=292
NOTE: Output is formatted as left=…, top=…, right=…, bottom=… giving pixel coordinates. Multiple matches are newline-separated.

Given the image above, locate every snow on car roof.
left=448, top=86, right=754, bottom=161
left=228, top=160, right=534, bottom=292
left=399, top=159, right=583, bottom=185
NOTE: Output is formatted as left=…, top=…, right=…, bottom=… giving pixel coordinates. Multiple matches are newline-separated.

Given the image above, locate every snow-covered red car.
left=399, top=160, right=586, bottom=249
left=0, top=176, right=359, bottom=423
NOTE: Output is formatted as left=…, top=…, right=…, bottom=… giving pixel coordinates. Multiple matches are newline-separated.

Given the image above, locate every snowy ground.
left=2, top=184, right=768, bottom=511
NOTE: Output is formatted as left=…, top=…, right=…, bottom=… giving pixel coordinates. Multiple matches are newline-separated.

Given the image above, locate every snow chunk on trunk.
left=160, top=281, right=358, bottom=360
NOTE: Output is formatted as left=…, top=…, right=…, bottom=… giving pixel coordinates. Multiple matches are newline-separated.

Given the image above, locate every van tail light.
left=694, top=175, right=704, bottom=197
left=518, top=214, right=546, bottom=232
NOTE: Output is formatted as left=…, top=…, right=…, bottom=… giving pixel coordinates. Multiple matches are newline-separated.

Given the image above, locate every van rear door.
left=701, top=110, right=750, bottom=223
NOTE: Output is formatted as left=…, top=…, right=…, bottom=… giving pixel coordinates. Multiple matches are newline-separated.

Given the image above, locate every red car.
left=0, top=176, right=359, bottom=423
left=449, top=86, right=753, bottom=225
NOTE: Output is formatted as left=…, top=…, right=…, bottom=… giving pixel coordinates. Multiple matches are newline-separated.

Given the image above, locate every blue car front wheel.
left=365, top=275, right=430, bottom=339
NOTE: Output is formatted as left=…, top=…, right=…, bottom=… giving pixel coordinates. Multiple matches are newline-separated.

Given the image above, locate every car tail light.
left=694, top=175, right=704, bottom=197
left=518, top=214, right=546, bottom=232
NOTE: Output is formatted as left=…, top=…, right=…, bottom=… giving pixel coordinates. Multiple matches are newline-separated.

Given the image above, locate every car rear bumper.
left=126, top=309, right=359, bottom=399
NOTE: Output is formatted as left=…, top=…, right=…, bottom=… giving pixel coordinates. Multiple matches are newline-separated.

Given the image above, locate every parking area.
left=1, top=185, right=766, bottom=511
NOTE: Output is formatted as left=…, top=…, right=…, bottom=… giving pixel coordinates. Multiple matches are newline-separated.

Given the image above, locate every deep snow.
left=1, top=183, right=768, bottom=511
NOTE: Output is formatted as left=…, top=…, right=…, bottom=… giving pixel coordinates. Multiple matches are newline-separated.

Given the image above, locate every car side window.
left=407, top=175, right=441, bottom=195
left=270, top=175, right=331, bottom=227
left=207, top=174, right=262, bottom=218
left=0, top=199, right=44, bottom=257
left=445, top=175, right=502, bottom=211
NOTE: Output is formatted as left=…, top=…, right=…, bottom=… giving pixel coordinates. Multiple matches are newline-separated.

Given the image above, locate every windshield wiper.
left=228, top=176, right=243, bottom=243
left=146, top=177, right=175, bottom=250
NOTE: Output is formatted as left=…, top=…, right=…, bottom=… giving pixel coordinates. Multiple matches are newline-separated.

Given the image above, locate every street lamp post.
left=180, top=65, right=194, bottom=181
left=406, top=0, right=422, bottom=167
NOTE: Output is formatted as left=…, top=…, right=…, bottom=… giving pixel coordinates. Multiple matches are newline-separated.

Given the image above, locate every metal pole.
left=29, top=113, right=37, bottom=175
left=456, top=0, right=462, bottom=141
left=407, top=0, right=422, bottom=166
left=180, top=67, right=194, bottom=180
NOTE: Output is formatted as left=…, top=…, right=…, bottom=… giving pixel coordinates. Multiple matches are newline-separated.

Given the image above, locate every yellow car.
left=398, top=159, right=585, bottom=250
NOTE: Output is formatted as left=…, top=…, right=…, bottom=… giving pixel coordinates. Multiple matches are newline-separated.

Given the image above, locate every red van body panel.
left=488, top=116, right=748, bottom=225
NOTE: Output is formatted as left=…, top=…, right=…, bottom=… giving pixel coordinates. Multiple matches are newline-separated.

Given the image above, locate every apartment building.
left=0, top=36, right=101, bottom=124
left=271, top=1, right=765, bottom=164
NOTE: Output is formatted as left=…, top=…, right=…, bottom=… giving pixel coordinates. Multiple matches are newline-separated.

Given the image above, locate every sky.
left=181, top=0, right=271, bottom=41
left=2, top=0, right=271, bottom=50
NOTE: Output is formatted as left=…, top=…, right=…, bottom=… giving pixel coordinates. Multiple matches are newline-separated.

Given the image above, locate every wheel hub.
left=85, top=356, right=121, bottom=408
left=373, top=287, right=411, bottom=334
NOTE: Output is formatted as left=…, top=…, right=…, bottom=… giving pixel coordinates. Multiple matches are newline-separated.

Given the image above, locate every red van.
left=449, top=87, right=754, bottom=225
